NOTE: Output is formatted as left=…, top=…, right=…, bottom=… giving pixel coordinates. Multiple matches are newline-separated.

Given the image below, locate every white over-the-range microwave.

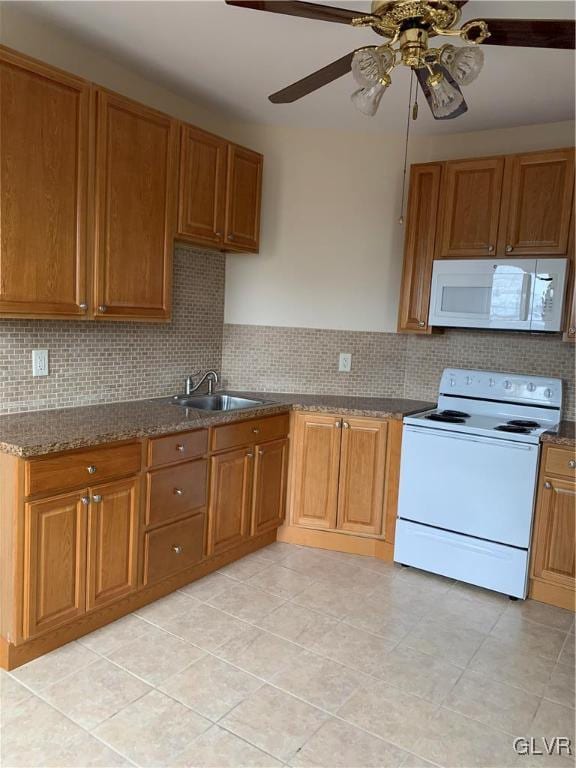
left=428, top=258, right=568, bottom=332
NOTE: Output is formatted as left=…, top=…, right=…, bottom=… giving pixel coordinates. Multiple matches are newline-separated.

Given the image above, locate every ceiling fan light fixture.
left=351, top=46, right=394, bottom=87
left=426, top=70, right=465, bottom=118
left=440, top=44, right=484, bottom=86
left=351, top=79, right=389, bottom=116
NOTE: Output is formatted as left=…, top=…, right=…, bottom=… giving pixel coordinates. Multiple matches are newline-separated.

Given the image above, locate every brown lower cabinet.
left=1, top=413, right=289, bottom=670
left=289, top=412, right=395, bottom=539
left=530, top=444, right=576, bottom=610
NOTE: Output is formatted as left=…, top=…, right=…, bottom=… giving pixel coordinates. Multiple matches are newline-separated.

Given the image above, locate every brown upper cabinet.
left=224, top=144, right=263, bottom=253
left=398, top=147, right=575, bottom=336
left=397, top=163, right=443, bottom=334
left=94, top=90, right=178, bottom=321
left=0, top=48, right=92, bottom=319
left=437, top=157, right=505, bottom=258
left=0, top=45, right=264, bottom=322
left=177, top=130, right=263, bottom=254
left=177, top=126, right=227, bottom=249
left=498, top=149, right=575, bottom=257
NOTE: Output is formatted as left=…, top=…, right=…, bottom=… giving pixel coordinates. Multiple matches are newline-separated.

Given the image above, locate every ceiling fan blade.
left=471, top=18, right=575, bottom=49
left=225, top=1, right=364, bottom=25
left=269, top=50, right=357, bottom=103
left=415, top=65, right=468, bottom=120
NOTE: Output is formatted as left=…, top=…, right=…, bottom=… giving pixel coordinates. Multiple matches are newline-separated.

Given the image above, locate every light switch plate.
left=339, top=352, right=352, bottom=373
left=32, top=349, right=49, bottom=377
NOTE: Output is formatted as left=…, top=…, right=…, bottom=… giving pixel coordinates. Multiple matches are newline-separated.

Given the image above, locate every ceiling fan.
left=225, top=0, right=575, bottom=119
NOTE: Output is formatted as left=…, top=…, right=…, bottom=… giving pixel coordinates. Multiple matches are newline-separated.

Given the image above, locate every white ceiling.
left=14, top=0, right=576, bottom=134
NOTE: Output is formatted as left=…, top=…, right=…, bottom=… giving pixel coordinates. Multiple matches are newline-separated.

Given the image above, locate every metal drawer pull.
left=174, top=488, right=184, bottom=496
left=487, top=245, right=494, bottom=253
left=172, top=545, right=183, bottom=555
left=92, top=494, right=103, bottom=503
left=98, top=305, right=107, bottom=312
left=87, top=465, right=97, bottom=474
left=80, top=496, right=90, bottom=505
left=505, top=245, right=513, bottom=253
left=176, top=444, right=185, bottom=452
left=569, top=459, right=576, bottom=469
left=335, top=420, right=341, bottom=428
left=79, top=303, right=88, bottom=311
left=252, top=428, right=260, bottom=434
left=343, top=422, right=350, bottom=429
left=418, top=320, right=426, bottom=328
left=544, top=481, right=552, bottom=489
left=247, top=452, right=254, bottom=458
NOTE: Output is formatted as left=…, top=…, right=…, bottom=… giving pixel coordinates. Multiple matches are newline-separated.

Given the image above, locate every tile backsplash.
left=0, top=246, right=225, bottom=414
left=222, top=324, right=576, bottom=419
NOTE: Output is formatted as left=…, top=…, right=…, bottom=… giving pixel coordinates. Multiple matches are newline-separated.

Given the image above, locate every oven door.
left=428, top=259, right=536, bottom=330
left=397, top=425, right=539, bottom=548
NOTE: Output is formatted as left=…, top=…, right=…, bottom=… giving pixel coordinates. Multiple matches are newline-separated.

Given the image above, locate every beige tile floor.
left=1, top=542, right=575, bottom=768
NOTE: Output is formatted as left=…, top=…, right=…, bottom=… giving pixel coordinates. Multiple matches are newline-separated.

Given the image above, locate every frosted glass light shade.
left=351, top=83, right=387, bottom=116
left=440, top=44, right=484, bottom=86
left=352, top=47, right=394, bottom=87
left=427, top=72, right=465, bottom=118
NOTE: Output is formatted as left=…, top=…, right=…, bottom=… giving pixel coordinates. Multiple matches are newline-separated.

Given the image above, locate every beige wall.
left=225, top=119, right=575, bottom=332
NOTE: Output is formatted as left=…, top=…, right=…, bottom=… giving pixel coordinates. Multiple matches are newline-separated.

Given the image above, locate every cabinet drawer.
left=211, top=413, right=289, bottom=452
left=148, top=429, right=208, bottom=468
left=146, top=459, right=208, bottom=526
left=544, top=446, right=576, bottom=478
left=25, top=442, right=141, bottom=497
left=144, top=513, right=205, bottom=584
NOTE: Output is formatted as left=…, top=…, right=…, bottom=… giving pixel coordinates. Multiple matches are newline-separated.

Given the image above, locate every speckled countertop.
left=0, top=392, right=435, bottom=458
left=541, top=421, right=576, bottom=448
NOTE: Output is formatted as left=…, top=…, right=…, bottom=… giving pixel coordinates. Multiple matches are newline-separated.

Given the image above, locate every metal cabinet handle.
left=487, top=245, right=494, bottom=253
left=418, top=321, right=426, bottom=328
left=92, top=494, right=102, bottom=503
left=569, top=460, right=576, bottom=469
left=87, top=465, right=97, bottom=474
left=335, top=420, right=342, bottom=428
left=216, top=231, right=222, bottom=237
left=176, top=444, right=185, bottom=452
left=79, top=303, right=88, bottom=311
left=229, top=234, right=235, bottom=241
left=174, top=488, right=184, bottom=496
left=172, top=545, right=183, bottom=555
left=343, top=422, right=350, bottom=429
left=246, top=452, right=254, bottom=458
left=569, top=328, right=576, bottom=336
left=98, top=305, right=107, bottom=312
left=544, top=481, right=552, bottom=489
left=80, top=496, right=90, bottom=505
left=252, top=428, right=260, bottom=434
left=505, top=245, right=513, bottom=253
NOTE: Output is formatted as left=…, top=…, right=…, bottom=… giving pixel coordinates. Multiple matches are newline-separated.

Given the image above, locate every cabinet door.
left=564, top=267, right=576, bottom=342
left=207, top=448, right=252, bottom=555
left=437, top=157, right=505, bottom=258
left=177, top=125, right=227, bottom=248
left=337, top=418, right=387, bottom=536
left=531, top=474, right=575, bottom=591
left=94, top=90, right=178, bottom=320
left=0, top=49, right=91, bottom=318
left=86, top=477, right=140, bottom=610
left=499, top=149, right=575, bottom=257
left=24, top=491, right=88, bottom=638
left=251, top=438, right=289, bottom=536
left=290, top=413, right=341, bottom=530
left=224, top=144, right=263, bottom=252
left=397, top=163, right=443, bottom=333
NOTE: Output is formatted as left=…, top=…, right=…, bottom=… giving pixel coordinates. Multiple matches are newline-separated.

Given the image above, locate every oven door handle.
left=404, top=426, right=536, bottom=451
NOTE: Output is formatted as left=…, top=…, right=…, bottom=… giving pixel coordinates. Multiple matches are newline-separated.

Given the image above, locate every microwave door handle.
left=520, top=272, right=533, bottom=321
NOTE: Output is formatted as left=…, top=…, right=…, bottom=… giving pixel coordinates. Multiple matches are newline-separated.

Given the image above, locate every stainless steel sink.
left=171, top=394, right=265, bottom=411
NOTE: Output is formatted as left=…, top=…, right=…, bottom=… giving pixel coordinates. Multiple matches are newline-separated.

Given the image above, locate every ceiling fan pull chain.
left=399, top=69, right=415, bottom=226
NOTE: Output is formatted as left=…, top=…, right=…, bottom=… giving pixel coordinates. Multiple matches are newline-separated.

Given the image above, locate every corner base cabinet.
left=286, top=411, right=401, bottom=554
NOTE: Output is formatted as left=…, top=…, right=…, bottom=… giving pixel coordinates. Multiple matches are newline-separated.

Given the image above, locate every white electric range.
left=394, top=368, right=562, bottom=599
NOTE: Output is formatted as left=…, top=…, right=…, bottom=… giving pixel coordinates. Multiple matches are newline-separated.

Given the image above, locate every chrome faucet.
left=185, top=370, right=219, bottom=396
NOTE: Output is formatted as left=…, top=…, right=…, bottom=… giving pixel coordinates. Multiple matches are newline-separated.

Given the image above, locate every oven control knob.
left=465, top=376, right=473, bottom=385
left=527, top=383, right=536, bottom=393
left=504, top=380, right=512, bottom=390
left=489, top=378, right=495, bottom=387
left=449, top=377, right=456, bottom=387
left=544, top=388, right=553, bottom=399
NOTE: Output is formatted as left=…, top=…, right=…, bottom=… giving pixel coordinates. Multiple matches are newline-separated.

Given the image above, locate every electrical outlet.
left=32, top=349, right=49, bottom=377
left=339, top=352, right=352, bottom=373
